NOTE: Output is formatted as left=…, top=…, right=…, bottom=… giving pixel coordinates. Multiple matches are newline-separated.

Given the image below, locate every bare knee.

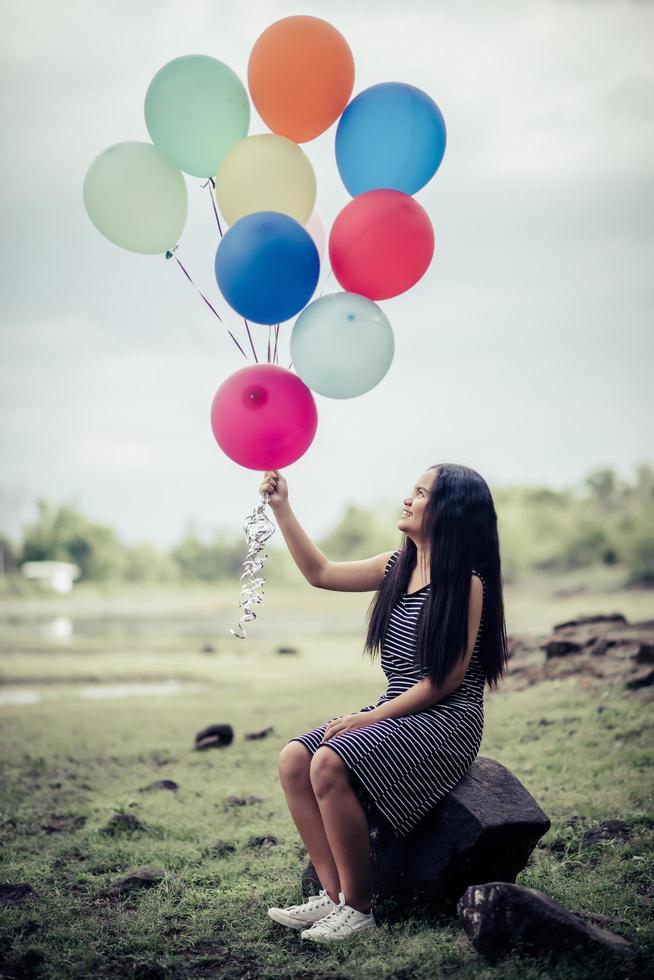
left=279, top=741, right=312, bottom=790
left=310, top=747, right=349, bottom=798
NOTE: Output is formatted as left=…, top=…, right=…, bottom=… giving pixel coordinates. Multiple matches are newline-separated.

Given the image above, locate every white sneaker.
left=267, top=888, right=344, bottom=929
left=300, top=901, right=377, bottom=942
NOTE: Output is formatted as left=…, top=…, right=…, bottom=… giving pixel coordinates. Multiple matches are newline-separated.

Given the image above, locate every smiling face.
left=398, top=469, right=437, bottom=536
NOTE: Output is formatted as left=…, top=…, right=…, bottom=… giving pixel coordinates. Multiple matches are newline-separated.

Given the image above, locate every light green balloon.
left=144, top=54, right=250, bottom=178
left=83, top=141, right=187, bottom=254
left=215, top=134, right=316, bottom=226
left=290, top=292, right=394, bottom=399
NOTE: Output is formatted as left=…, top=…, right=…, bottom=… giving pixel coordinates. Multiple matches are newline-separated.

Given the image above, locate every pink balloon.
left=210, top=364, right=318, bottom=470
left=328, top=189, right=434, bottom=300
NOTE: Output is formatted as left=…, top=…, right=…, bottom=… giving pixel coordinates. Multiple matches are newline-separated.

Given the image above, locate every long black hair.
left=363, top=463, right=509, bottom=691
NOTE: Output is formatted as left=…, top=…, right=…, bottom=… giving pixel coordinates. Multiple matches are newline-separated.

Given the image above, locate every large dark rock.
left=457, top=881, right=635, bottom=964
left=194, top=724, right=234, bottom=750
left=301, top=756, right=550, bottom=923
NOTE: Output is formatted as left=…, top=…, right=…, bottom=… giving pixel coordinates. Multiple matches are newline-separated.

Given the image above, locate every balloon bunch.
left=83, top=14, right=446, bottom=636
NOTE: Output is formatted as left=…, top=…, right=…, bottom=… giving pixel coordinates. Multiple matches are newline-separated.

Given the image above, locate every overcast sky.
left=1, top=0, right=653, bottom=549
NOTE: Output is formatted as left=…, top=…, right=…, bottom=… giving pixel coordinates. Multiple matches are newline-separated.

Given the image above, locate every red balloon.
left=328, top=189, right=434, bottom=300
left=210, top=364, right=318, bottom=470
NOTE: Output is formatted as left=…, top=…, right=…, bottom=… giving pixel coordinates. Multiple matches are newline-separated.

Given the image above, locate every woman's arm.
left=260, top=470, right=394, bottom=591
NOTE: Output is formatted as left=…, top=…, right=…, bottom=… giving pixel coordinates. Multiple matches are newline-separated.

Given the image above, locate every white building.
left=21, top=560, right=81, bottom=594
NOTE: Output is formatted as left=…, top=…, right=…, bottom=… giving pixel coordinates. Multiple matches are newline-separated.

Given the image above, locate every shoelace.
left=308, top=904, right=359, bottom=932
left=285, top=888, right=334, bottom=914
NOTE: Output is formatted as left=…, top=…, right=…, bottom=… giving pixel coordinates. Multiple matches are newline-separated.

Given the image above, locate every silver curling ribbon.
left=229, top=491, right=276, bottom=638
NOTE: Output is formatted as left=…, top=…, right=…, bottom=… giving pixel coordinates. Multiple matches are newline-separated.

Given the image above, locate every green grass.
left=1, top=580, right=653, bottom=978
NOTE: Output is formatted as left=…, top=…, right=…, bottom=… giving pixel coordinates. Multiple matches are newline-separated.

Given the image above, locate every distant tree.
left=170, top=529, right=245, bottom=581
left=19, top=500, right=128, bottom=581
left=124, top=542, right=180, bottom=582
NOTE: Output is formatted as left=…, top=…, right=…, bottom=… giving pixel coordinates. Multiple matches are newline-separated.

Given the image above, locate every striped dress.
left=288, top=550, right=486, bottom=838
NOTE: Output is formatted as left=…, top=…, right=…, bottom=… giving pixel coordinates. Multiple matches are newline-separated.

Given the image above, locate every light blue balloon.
left=290, top=293, right=394, bottom=399
left=335, top=82, right=446, bottom=196
left=145, top=54, right=250, bottom=178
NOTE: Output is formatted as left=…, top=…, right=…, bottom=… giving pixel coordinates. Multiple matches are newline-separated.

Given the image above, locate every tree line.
left=0, top=464, right=652, bottom=588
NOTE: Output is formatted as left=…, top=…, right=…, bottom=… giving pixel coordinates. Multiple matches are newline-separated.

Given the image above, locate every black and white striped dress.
left=288, top=550, right=486, bottom=838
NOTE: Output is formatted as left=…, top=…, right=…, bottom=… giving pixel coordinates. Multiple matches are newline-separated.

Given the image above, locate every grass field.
left=1, top=575, right=653, bottom=978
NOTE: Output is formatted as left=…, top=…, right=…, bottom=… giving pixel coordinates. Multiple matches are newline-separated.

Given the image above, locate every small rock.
left=245, top=726, right=274, bottom=740
left=202, top=840, right=236, bottom=858
left=41, top=814, right=87, bottom=834
left=15, top=947, right=46, bottom=976
left=101, top=812, right=146, bottom=836
left=194, top=723, right=233, bottom=750
left=201, top=643, right=216, bottom=654
left=226, top=794, right=264, bottom=806
left=579, top=819, right=630, bottom=850
left=0, top=883, right=40, bottom=905
left=636, top=642, right=654, bottom=663
left=626, top=665, right=654, bottom=689
left=247, top=835, right=278, bottom=849
left=139, top=779, right=179, bottom=793
left=553, top=613, right=628, bottom=631
left=99, top=866, right=167, bottom=897
left=275, top=645, right=298, bottom=655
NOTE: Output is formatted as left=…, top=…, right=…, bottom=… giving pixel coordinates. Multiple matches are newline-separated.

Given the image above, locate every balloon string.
left=170, top=253, right=249, bottom=361
left=267, top=325, right=271, bottom=363
left=203, top=178, right=259, bottom=364
left=273, top=325, right=280, bottom=364
left=229, top=490, right=276, bottom=639
left=204, top=177, right=223, bottom=236
left=319, top=266, right=334, bottom=298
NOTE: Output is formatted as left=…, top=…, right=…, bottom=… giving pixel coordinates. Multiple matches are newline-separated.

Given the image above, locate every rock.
left=457, top=881, right=635, bottom=964
left=13, top=947, right=46, bottom=976
left=0, top=882, right=40, bottom=905
left=301, top=756, right=550, bottom=923
left=245, top=726, right=274, bottom=740
left=201, top=643, right=216, bottom=654
left=139, top=779, right=179, bottom=793
left=579, top=819, right=630, bottom=850
left=553, top=613, right=628, bottom=631
left=635, top=643, right=654, bottom=663
left=201, top=840, right=236, bottom=858
left=194, top=724, right=233, bottom=750
left=275, top=645, right=298, bottom=655
left=99, top=866, right=167, bottom=897
left=625, top=665, right=654, bottom=689
left=248, top=835, right=278, bottom=849
left=101, top=812, right=146, bottom=836
left=41, top=814, right=87, bottom=834
left=226, top=794, right=264, bottom=806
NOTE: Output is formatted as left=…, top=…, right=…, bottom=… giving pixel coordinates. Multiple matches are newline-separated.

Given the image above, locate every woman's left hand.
left=321, top=712, right=376, bottom=743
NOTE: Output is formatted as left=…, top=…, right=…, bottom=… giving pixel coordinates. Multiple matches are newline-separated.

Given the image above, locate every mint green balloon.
left=290, top=293, right=394, bottom=399
left=145, top=55, right=250, bottom=177
left=83, top=141, right=187, bottom=254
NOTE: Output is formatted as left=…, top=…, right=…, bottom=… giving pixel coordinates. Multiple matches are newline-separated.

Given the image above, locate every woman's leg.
left=309, top=747, right=372, bottom=915
left=278, top=742, right=341, bottom=903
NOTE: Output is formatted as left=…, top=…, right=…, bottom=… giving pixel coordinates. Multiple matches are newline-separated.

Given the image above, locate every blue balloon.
left=335, top=82, right=446, bottom=197
left=215, top=211, right=320, bottom=325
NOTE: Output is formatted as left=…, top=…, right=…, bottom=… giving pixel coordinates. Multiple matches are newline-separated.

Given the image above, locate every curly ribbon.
left=229, top=491, right=276, bottom=638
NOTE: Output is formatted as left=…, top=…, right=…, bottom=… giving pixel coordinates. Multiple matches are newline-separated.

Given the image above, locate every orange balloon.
left=248, top=15, right=355, bottom=143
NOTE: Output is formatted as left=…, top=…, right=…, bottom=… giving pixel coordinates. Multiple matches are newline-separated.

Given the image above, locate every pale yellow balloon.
left=215, top=133, right=316, bottom=226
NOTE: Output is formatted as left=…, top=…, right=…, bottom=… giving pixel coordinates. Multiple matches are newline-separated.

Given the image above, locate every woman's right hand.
left=259, top=470, right=288, bottom=511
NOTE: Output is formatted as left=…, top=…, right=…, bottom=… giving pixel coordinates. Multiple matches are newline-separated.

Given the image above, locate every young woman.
left=264, top=463, right=509, bottom=943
